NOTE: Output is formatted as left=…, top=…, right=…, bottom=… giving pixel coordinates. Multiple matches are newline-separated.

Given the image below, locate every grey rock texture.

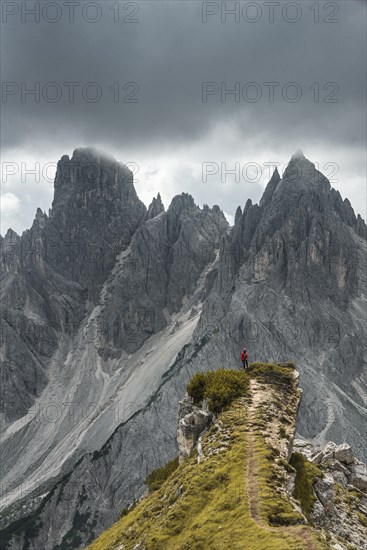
left=301, top=439, right=367, bottom=492
left=0, top=149, right=366, bottom=549
left=294, top=438, right=367, bottom=548
left=177, top=396, right=212, bottom=461
left=197, top=151, right=367, bottom=457
left=98, top=191, right=228, bottom=355
left=0, top=148, right=146, bottom=424
left=348, top=463, right=367, bottom=492
left=146, top=193, right=165, bottom=220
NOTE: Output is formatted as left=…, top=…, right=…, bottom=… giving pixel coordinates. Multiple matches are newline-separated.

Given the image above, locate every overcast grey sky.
left=1, top=0, right=366, bottom=234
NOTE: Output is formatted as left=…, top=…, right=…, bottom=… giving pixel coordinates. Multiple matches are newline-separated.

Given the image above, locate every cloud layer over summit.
left=1, top=0, right=366, bottom=234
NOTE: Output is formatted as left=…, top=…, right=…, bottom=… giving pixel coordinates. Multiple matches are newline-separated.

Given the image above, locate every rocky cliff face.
left=198, top=150, right=367, bottom=455
left=293, top=439, right=367, bottom=548
left=0, top=148, right=229, bottom=549
left=0, top=149, right=366, bottom=549
left=98, top=192, right=227, bottom=355
left=0, top=148, right=146, bottom=424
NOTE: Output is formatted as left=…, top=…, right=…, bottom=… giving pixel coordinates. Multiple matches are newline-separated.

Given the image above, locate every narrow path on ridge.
left=245, top=378, right=320, bottom=550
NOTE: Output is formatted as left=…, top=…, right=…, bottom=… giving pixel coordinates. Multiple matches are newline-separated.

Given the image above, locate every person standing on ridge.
left=241, top=347, right=249, bottom=370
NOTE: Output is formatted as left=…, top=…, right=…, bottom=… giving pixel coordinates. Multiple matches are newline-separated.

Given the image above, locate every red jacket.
left=241, top=350, right=249, bottom=361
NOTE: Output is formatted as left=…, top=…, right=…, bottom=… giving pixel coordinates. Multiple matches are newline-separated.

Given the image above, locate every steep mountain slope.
left=86, top=365, right=366, bottom=550
left=0, top=149, right=228, bottom=539
left=1, top=148, right=147, bottom=423
left=0, top=149, right=366, bottom=549
left=199, top=151, right=367, bottom=453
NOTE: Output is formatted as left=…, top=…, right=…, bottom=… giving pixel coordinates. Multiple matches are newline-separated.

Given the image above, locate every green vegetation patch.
left=356, top=512, right=367, bottom=527
left=87, top=364, right=327, bottom=550
left=254, top=437, right=304, bottom=527
left=249, top=362, right=296, bottom=390
left=289, top=452, right=322, bottom=520
left=145, top=456, right=179, bottom=492
left=187, top=368, right=250, bottom=413
left=88, top=399, right=322, bottom=550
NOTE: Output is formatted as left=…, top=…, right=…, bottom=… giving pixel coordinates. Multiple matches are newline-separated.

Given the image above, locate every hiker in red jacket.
left=241, top=347, right=249, bottom=370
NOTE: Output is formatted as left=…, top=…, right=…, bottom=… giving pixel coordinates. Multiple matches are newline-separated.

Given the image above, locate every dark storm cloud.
left=1, top=0, right=366, bottom=233
left=2, top=0, right=366, bottom=149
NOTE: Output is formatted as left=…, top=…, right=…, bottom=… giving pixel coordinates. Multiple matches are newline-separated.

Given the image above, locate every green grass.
left=289, top=452, right=323, bottom=520
left=249, top=362, right=296, bottom=389
left=187, top=368, right=250, bottom=413
left=145, top=456, right=179, bottom=492
left=254, top=437, right=304, bottom=527
left=356, top=512, right=367, bottom=527
left=88, top=364, right=327, bottom=550
left=88, top=404, right=314, bottom=549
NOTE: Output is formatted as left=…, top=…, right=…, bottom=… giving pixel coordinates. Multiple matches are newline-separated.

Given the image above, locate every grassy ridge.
left=88, top=402, right=313, bottom=549
left=88, top=365, right=327, bottom=550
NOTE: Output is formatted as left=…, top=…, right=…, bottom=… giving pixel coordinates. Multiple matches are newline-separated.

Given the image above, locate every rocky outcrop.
left=177, top=396, right=212, bottom=461
left=294, top=439, right=367, bottom=548
left=146, top=193, right=165, bottom=220
left=305, top=440, right=367, bottom=491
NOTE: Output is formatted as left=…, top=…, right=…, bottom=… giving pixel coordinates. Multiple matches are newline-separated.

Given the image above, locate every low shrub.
left=279, top=427, right=287, bottom=438
left=186, top=372, right=206, bottom=404
left=278, top=361, right=296, bottom=370
left=187, top=369, right=250, bottom=413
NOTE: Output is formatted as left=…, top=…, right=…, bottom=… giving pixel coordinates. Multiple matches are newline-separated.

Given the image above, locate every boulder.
left=323, top=459, right=350, bottom=486
left=322, top=441, right=337, bottom=461
left=177, top=398, right=212, bottom=461
left=314, top=474, right=335, bottom=513
left=293, top=439, right=313, bottom=451
left=286, top=472, right=297, bottom=496
left=334, top=443, right=354, bottom=465
left=348, top=463, right=367, bottom=492
left=311, top=442, right=355, bottom=467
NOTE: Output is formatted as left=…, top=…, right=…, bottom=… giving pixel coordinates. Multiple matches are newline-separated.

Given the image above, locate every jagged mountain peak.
left=51, top=148, right=144, bottom=219
left=291, top=147, right=305, bottom=160
left=147, top=192, right=165, bottom=220
left=282, top=150, right=330, bottom=191
left=54, top=147, right=132, bottom=185
left=168, top=192, right=196, bottom=213
left=35, top=207, right=45, bottom=219
left=56, top=148, right=120, bottom=177
left=1, top=147, right=366, bottom=550
left=258, top=150, right=365, bottom=223
left=234, top=206, right=242, bottom=225
left=71, top=146, right=116, bottom=163
left=4, top=227, right=20, bottom=240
